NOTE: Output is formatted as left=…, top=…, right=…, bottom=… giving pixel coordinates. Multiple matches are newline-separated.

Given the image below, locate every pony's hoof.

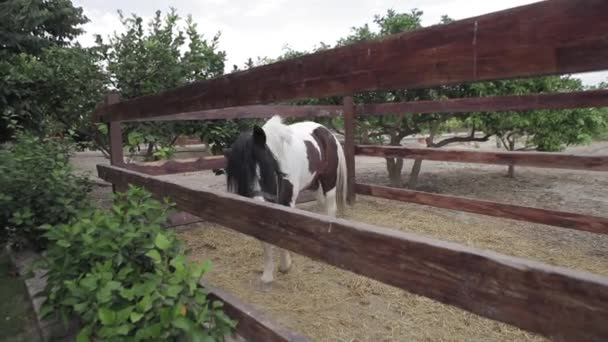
left=279, top=253, right=292, bottom=273
left=278, top=262, right=292, bottom=273
left=257, top=275, right=274, bottom=292
left=260, top=273, right=274, bottom=284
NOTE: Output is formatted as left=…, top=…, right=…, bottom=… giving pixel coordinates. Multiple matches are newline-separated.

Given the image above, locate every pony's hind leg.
left=278, top=248, right=292, bottom=273
left=315, top=187, right=326, bottom=208
left=324, top=188, right=338, bottom=217
left=261, top=242, right=275, bottom=283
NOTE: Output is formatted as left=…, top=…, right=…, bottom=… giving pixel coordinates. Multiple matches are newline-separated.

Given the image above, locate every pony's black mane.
left=226, top=131, right=284, bottom=202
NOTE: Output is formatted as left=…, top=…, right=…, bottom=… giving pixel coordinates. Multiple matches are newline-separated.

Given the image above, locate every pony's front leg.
left=260, top=242, right=275, bottom=283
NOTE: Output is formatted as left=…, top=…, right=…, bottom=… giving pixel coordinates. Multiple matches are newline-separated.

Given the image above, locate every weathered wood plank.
left=358, top=89, right=608, bottom=116
left=123, top=156, right=227, bottom=175
left=343, top=96, right=356, bottom=204
left=355, top=183, right=608, bottom=235
left=203, top=282, right=308, bottom=342
left=123, top=105, right=343, bottom=122
left=114, top=163, right=317, bottom=204
left=92, top=0, right=608, bottom=122
left=355, top=145, right=608, bottom=172
left=106, top=93, right=126, bottom=193
left=97, top=164, right=608, bottom=342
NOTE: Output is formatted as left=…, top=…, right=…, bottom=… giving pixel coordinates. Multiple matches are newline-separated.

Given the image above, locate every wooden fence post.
left=343, top=96, right=356, bottom=204
left=105, top=92, right=125, bottom=193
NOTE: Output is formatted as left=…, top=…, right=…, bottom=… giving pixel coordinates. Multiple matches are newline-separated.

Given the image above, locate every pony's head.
left=225, top=125, right=284, bottom=203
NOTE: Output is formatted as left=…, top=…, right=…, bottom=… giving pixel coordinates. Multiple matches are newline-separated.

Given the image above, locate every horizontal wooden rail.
left=97, top=164, right=608, bottom=342
left=203, top=282, right=308, bottom=341
left=108, top=89, right=608, bottom=123
left=358, top=89, right=608, bottom=116
left=92, top=0, right=608, bottom=122
left=355, top=183, right=608, bottom=235
left=122, top=105, right=343, bottom=122
left=355, top=145, right=608, bottom=172
left=116, top=162, right=318, bottom=204
left=123, top=156, right=227, bottom=175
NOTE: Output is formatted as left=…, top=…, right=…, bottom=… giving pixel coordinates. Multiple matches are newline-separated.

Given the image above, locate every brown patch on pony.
left=304, top=141, right=321, bottom=174
left=310, top=126, right=339, bottom=194
left=303, top=141, right=322, bottom=191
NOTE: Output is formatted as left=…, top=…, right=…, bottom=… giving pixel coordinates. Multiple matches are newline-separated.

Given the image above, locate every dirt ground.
left=73, top=139, right=608, bottom=342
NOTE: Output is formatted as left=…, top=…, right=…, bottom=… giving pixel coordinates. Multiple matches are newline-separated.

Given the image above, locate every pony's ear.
left=252, top=125, right=266, bottom=146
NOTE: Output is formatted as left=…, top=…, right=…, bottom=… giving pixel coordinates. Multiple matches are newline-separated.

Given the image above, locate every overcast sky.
left=73, top=0, right=607, bottom=85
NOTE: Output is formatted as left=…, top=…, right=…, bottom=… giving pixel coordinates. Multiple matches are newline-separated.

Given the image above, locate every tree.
left=0, top=0, right=93, bottom=142
left=335, top=10, right=480, bottom=187
left=469, top=76, right=607, bottom=177
left=0, top=0, right=88, bottom=57
left=30, top=46, right=107, bottom=144
left=97, top=9, right=232, bottom=161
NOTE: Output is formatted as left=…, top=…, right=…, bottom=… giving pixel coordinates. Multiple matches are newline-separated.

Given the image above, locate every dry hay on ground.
left=175, top=195, right=608, bottom=342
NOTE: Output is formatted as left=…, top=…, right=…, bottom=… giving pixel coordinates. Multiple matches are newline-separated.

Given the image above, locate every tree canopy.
left=93, top=9, right=229, bottom=159
left=0, top=0, right=88, bottom=57
left=0, top=0, right=96, bottom=142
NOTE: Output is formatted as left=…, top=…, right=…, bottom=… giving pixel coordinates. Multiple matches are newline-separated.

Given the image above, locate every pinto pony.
left=225, top=116, right=347, bottom=283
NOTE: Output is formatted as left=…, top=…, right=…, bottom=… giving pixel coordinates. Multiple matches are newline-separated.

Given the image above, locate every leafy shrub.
left=40, top=186, right=236, bottom=341
left=0, top=134, right=92, bottom=249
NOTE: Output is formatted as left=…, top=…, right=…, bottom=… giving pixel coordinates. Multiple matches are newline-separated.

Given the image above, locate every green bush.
left=40, top=186, right=236, bottom=341
left=0, top=134, right=92, bottom=249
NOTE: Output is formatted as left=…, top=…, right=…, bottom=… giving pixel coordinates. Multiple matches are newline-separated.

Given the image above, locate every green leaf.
left=159, top=307, right=174, bottom=326
left=73, top=302, right=88, bottom=313
left=172, top=316, right=193, bottom=332
left=169, top=256, right=185, bottom=272
left=80, top=275, right=98, bottom=291
left=194, top=292, right=207, bottom=305
left=117, top=266, right=133, bottom=280
left=97, top=284, right=114, bottom=303
left=39, top=303, right=54, bottom=319
left=106, top=280, right=121, bottom=290
left=119, top=287, right=135, bottom=300
left=57, top=240, right=71, bottom=247
left=166, top=285, right=182, bottom=298
left=98, top=307, right=116, bottom=325
left=154, top=232, right=171, bottom=250
left=192, top=260, right=212, bottom=279
left=76, top=325, right=92, bottom=342
left=136, top=323, right=162, bottom=340
left=114, top=324, right=131, bottom=335
left=137, top=295, right=153, bottom=313
left=116, top=306, right=133, bottom=322
left=190, top=327, right=212, bottom=342
left=130, top=311, right=144, bottom=323
left=146, top=249, right=162, bottom=263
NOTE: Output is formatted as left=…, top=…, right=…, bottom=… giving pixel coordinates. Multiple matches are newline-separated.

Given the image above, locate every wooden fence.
left=91, top=1, right=608, bottom=341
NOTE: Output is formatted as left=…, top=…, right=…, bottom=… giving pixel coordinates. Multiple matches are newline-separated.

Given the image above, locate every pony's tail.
left=335, top=134, right=348, bottom=215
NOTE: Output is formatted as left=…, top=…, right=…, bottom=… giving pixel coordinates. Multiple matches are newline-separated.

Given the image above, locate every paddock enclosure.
left=92, top=1, right=608, bottom=341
